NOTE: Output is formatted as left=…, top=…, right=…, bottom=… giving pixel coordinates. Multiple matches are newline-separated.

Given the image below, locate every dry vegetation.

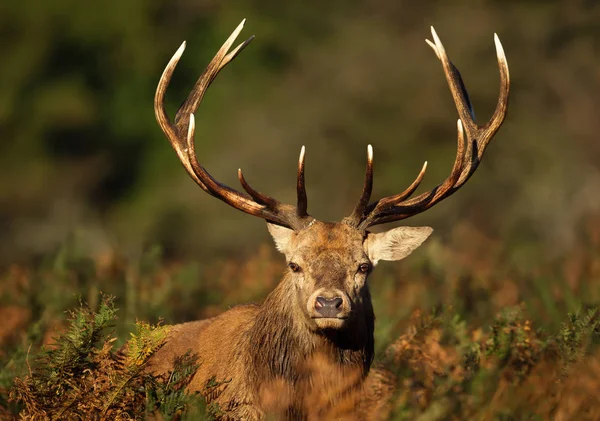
left=1, top=215, right=600, bottom=420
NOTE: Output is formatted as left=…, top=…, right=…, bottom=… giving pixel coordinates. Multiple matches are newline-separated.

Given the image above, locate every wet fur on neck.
left=246, top=275, right=374, bottom=385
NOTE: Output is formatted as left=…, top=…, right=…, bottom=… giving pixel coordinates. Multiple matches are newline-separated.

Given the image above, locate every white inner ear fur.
left=365, top=226, right=433, bottom=266
left=267, top=223, right=295, bottom=256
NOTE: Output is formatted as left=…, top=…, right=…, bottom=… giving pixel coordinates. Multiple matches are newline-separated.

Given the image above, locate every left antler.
left=345, top=27, right=510, bottom=230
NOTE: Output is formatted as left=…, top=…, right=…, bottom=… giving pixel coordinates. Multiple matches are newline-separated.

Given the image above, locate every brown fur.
left=146, top=221, right=430, bottom=420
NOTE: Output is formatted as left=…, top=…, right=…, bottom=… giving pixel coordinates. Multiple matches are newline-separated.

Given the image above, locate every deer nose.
left=314, top=296, right=344, bottom=317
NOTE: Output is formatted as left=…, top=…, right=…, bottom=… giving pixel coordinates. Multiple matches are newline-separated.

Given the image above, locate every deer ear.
left=365, top=226, right=433, bottom=266
left=267, top=223, right=295, bottom=255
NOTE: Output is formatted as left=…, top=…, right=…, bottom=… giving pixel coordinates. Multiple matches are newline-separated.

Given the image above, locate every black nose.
left=315, top=296, right=344, bottom=317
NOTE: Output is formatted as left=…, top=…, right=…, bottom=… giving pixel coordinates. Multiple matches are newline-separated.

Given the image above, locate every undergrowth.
left=4, top=300, right=599, bottom=420
left=2, top=217, right=600, bottom=419
left=378, top=305, right=600, bottom=420
left=7, top=295, right=212, bottom=421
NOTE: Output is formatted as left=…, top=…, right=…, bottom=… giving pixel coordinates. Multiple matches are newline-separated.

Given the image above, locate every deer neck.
left=246, top=277, right=374, bottom=384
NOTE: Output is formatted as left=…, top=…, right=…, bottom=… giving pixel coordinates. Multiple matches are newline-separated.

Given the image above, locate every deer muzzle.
left=308, top=289, right=351, bottom=327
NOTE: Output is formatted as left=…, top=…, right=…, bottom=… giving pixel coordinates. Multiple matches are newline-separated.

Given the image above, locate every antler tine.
left=154, top=21, right=313, bottom=231
left=350, top=28, right=509, bottom=230
left=238, top=145, right=309, bottom=216
left=346, top=145, right=374, bottom=224
left=440, top=30, right=509, bottom=189
left=175, top=19, right=251, bottom=124
left=154, top=21, right=254, bottom=192
left=297, top=146, right=308, bottom=217
left=360, top=119, right=467, bottom=226
left=184, top=114, right=282, bottom=220
left=237, top=168, right=278, bottom=208
left=373, top=161, right=428, bottom=209
left=427, top=27, right=477, bottom=126
left=154, top=41, right=207, bottom=189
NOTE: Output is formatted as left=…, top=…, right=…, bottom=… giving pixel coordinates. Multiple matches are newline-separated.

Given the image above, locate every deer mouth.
left=311, top=315, right=349, bottom=330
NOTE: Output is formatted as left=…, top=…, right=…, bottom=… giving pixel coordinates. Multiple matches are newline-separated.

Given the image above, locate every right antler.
left=155, top=20, right=313, bottom=231
left=346, top=27, right=510, bottom=230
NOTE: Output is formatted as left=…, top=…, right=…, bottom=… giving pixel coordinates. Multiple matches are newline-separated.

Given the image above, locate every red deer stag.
left=148, top=19, right=509, bottom=420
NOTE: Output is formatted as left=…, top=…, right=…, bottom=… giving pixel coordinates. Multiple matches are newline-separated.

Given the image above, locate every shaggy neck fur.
left=246, top=275, right=375, bottom=386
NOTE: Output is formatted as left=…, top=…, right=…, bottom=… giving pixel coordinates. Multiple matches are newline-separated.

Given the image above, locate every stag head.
left=267, top=221, right=431, bottom=330
left=154, top=20, right=509, bottom=332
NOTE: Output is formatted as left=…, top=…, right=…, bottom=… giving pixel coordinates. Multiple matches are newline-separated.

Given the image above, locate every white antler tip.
left=227, top=19, right=247, bottom=45
left=367, top=144, right=373, bottom=161
left=170, top=41, right=187, bottom=64
left=423, top=161, right=428, bottom=169
left=493, top=33, right=506, bottom=62
left=427, top=26, right=445, bottom=56
left=299, top=145, right=305, bottom=162
left=430, top=26, right=441, bottom=44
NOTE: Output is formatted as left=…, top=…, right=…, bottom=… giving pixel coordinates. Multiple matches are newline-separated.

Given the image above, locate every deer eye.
left=288, top=262, right=301, bottom=273
left=358, top=263, right=371, bottom=274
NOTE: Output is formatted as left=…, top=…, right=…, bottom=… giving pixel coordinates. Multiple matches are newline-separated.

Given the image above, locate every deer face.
left=268, top=221, right=432, bottom=330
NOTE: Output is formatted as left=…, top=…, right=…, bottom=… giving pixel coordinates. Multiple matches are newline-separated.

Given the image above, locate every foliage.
left=374, top=305, right=600, bottom=420
left=8, top=295, right=209, bottom=420
left=556, top=307, right=600, bottom=374
left=1, top=222, right=600, bottom=419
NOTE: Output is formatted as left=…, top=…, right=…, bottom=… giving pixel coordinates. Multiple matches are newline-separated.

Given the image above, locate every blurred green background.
left=2, top=0, right=599, bottom=267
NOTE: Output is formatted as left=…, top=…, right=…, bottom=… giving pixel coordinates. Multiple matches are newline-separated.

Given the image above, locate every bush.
left=9, top=295, right=210, bottom=421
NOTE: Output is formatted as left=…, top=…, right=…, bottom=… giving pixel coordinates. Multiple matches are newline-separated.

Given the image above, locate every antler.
left=346, top=27, right=510, bottom=230
left=155, top=20, right=312, bottom=231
